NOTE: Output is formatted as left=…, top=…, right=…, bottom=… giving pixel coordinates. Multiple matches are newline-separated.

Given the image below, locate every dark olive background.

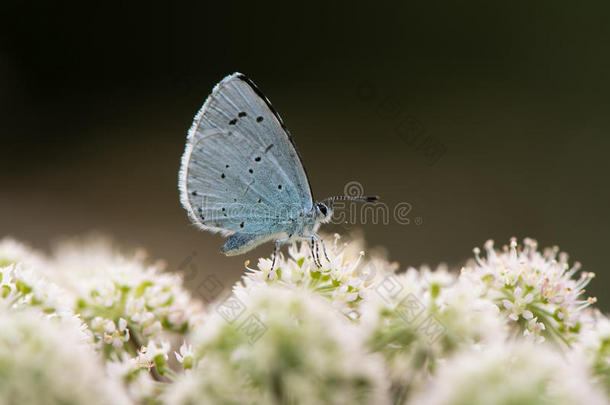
left=1, top=1, right=609, bottom=309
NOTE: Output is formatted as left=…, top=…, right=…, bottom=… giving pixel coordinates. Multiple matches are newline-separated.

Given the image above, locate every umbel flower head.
left=40, top=236, right=206, bottom=402
left=44, top=236, right=205, bottom=357
left=412, top=341, right=608, bottom=405
left=575, top=310, right=610, bottom=396
left=0, top=261, right=73, bottom=318
left=1, top=235, right=206, bottom=403
left=360, top=265, right=505, bottom=403
left=165, top=284, right=390, bottom=405
left=1, top=233, right=609, bottom=405
left=463, top=237, right=596, bottom=344
left=242, top=233, right=395, bottom=318
left=0, top=309, right=130, bottom=405
left=0, top=238, right=45, bottom=270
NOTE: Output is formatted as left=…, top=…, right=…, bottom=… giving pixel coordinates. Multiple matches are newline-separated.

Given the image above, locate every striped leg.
left=310, top=236, right=322, bottom=268
left=317, top=236, right=331, bottom=264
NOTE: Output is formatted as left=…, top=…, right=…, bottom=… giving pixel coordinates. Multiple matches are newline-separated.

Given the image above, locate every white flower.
left=463, top=237, right=597, bottom=344
left=360, top=265, right=506, bottom=401
left=135, top=347, right=153, bottom=371
left=411, top=341, right=608, bottom=405
left=4, top=232, right=608, bottom=405
left=502, top=286, right=534, bottom=321
left=242, top=233, right=396, bottom=318
left=105, top=320, right=117, bottom=333
left=574, top=310, right=610, bottom=395
left=164, top=358, right=257, bottom=405
left=0, top=263, right=72, bottom=314
left=175, top=341, right=194, bottom=369
left=106, top=354, right=157, bottom=403
left=38, top=235, right=206, bottom=385
left=1, top=235, right=206, bottom=402
left=142, top=340, right=170, bottom=375
left=523, top=316, right=547, bottom=343
left=0, top=309, right=130, bottom=405
left=118, top=317, right=128, bottom=331
left=0, top=238, right=45, bottom=270
left=165, top=285, right=390, bottom=405
left=420, top=264, right=454, bottom=298
left=46, top=236, right=204, bottom=343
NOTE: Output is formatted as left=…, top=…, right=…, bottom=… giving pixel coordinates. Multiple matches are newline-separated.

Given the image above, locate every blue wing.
left=179, top=73, right=313, bottom=237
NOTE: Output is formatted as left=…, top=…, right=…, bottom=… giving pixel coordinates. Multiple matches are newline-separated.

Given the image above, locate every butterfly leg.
left=310, top=236, right=322, bottom=268
left=311, top=234, right=332, bottom=267
left=314, top=238, right=321, bottom=266
left=271, top=240, right=281, bottom=271
left=317, top=236, right=332, bottom=265
left=269, top=238, right=291, bottom=276
left=310, top=237, right=317, bottom=267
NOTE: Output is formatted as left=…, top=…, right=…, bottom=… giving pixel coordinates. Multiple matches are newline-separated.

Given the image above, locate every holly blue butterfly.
left=179, top=73, right=377, bottom=268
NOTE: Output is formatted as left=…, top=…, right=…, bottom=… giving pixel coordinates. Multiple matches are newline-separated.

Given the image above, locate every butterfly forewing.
left=179, top=73, right=313, bottom=236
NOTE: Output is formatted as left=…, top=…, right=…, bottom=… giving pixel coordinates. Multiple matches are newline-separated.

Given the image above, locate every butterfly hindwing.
left=179, top=73, right=314, bottom=237
left=220, top=232, right=274, bottom=256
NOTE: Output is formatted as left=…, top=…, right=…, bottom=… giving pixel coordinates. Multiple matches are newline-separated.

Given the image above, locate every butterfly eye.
left=317, top=203, right=328, bottom=216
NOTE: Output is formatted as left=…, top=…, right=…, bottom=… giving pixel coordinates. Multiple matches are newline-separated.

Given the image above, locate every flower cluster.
left=0, top=238, right=45, bottom=269
left=242, top=233, right=395, bottom=318
left=0, top=263, right=70, bottom=313
left=165, top=285, right=390, bottom=405
left=0, top=309, right=129, bottom=405
left=0, top=235, right=206, bottom=403
left=462, top=237, right=597, bottom=344
left=46, top=237, right=204, bottom=352
left=360, top=265, right=505, bottom=401
left=576, top=310, right=610, bottom=395
left=0, top=234, right=609, bottom=405
left=412, top=341, right=607, bottom=405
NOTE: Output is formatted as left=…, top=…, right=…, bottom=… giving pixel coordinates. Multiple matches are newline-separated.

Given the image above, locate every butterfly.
left=179, top=73, right=377, bottom=269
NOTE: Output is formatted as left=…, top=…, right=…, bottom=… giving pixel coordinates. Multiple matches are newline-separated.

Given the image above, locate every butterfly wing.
left=179, top=73, right=314, bottom=238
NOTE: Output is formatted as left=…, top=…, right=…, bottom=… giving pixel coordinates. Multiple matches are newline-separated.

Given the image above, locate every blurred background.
left=1, top=1, right=609, bottom=309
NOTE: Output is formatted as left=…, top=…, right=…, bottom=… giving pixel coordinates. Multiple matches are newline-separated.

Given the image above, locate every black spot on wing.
left=236, top=75, right=287, bottom=129
left=235, top=73, right=314, bottom=200
left=238, top=111, right=247, bottom=117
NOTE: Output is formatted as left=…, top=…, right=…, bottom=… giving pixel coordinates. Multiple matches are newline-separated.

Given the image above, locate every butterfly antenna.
left=322, top=195, right=379, bottom=204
